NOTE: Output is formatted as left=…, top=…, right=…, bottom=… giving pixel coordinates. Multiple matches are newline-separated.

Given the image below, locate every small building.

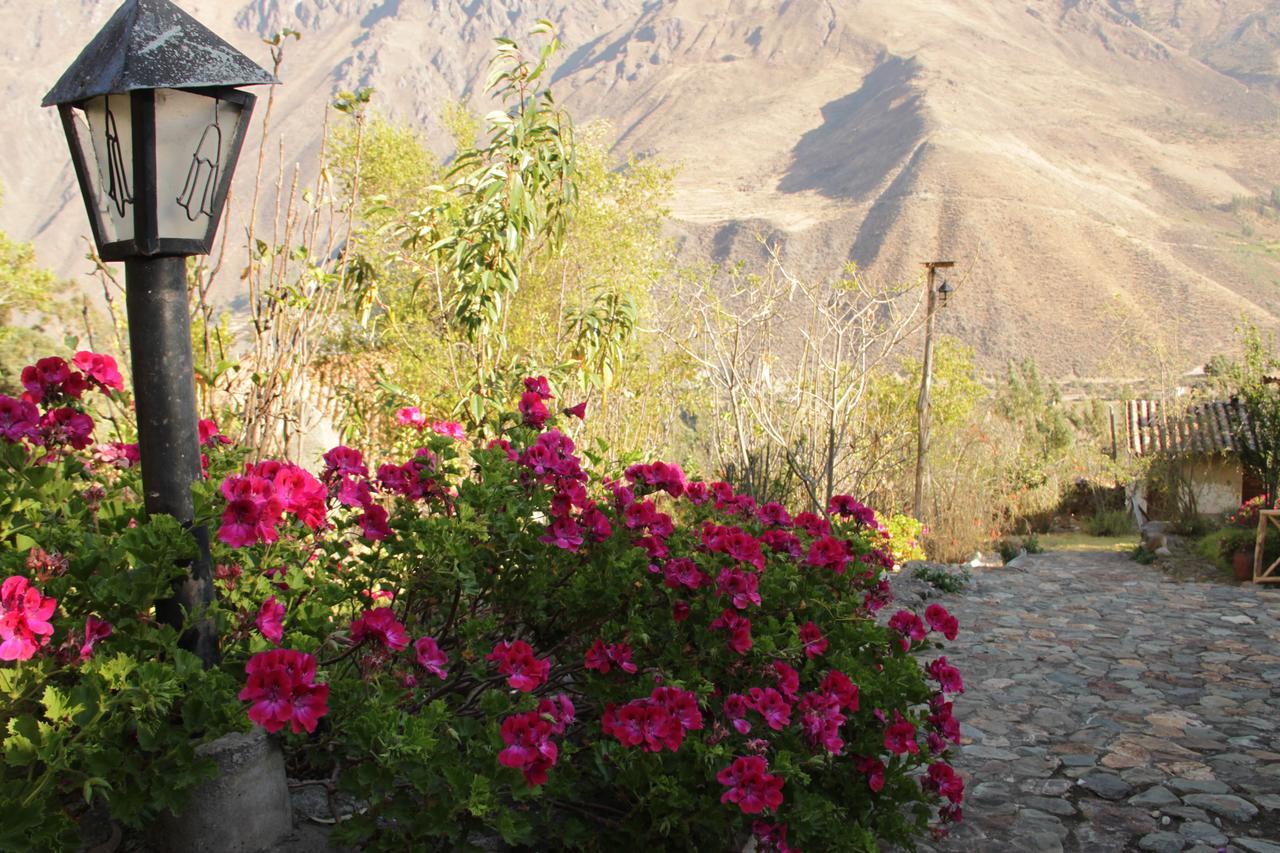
left=1123, top=398, right=1263, bottom=519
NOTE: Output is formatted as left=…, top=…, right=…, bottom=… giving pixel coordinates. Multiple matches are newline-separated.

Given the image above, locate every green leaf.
left=3, top=715, right=39, bottom=767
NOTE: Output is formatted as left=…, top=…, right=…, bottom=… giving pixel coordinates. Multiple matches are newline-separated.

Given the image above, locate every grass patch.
left=1036, top=532, right=1136, bottom=553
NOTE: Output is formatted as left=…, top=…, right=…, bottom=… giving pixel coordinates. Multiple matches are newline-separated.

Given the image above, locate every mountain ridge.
left=3, top=0, right=1279, bottom=376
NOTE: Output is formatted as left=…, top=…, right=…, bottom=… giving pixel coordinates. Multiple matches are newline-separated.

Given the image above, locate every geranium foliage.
left=0, top=355, right=965, bottom=851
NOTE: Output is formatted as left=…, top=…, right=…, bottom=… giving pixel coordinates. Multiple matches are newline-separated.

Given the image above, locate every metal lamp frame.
left=58, top=86, right=256, bottom=262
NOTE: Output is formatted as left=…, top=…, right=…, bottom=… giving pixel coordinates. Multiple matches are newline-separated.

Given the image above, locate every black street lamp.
left=44, top=0, right=276, bottom=666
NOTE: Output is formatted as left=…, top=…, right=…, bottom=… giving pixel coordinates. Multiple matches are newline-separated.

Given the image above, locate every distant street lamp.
left=44, top=0, right=276, bottom=666
left=913, top=261, right=956, bottom=522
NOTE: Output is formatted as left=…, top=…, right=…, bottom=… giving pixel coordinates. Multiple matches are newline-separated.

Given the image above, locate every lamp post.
left=44, top=0, right=276, bottom=667
left=913, top=261, right=956, bottom=521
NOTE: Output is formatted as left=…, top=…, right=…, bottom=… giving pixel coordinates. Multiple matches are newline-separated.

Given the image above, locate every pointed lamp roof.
left=43, top=0, right=277, bottom=107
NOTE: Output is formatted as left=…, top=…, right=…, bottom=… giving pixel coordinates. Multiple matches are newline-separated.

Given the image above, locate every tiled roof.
left=1124, top=399, right=1255, bottom=457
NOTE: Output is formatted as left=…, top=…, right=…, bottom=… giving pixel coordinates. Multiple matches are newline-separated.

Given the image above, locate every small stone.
left=1021, top=778, right=1074, bottom=797
left=1179, top=820, right=1227, bottom=846
left=1220, top=614, right=1254, bottom=624
left=1121, top=767, right=1168, bottom=786
left=1137, top=831, right=1186, bottom=853
left=1236, top=839, right=1280, bottom=853
left=1063, top=754, right=1098, bottom=767
left=1168, top=778, right=1230, bottom=795
left=1253, top=794, right=1280, bottom=811
left=1080, top=773, right=1133, bottom=801
left=971, top=781, right=1013, bottom=806
left=1129, top=786, right=1179, bottom=808
left=1182, top=793, right=1260, bottom=822
left=1021, top=795, right=1076, bottom=816
left=964, top=744, right=1020, bottom=760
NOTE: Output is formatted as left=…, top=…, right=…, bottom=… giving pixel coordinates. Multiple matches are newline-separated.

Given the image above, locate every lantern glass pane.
left=154, top=88, right=243, bottom=241
left=81, top=94, right=135, bottom=244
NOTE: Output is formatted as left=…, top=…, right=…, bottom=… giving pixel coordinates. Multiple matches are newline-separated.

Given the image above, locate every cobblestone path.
left=918, top=550, right=1280, bottom=853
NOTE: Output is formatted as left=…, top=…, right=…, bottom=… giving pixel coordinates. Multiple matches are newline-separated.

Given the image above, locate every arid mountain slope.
left=2, top=0, right=1278, bottom=376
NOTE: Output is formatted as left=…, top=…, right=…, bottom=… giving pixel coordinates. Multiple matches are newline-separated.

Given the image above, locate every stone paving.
left=915, top=550, right=1280, bottom=853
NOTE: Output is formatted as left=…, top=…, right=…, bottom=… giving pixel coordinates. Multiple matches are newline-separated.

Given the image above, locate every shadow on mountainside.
left=777, top=53, right=926, bottom=203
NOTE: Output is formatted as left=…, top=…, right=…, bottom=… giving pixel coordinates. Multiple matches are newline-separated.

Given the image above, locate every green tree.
left=323, top=29, right=686, bottom=463
left=0, top=211, right=69, bottom=391
left=1212, top=321, right=1280, bottom=500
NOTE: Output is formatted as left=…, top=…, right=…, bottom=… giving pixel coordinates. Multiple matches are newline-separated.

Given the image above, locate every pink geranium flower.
left=584, top=639, right=638, bottom=675
left=925, top=603, right=960, bottom=641
left=756, top=502, right=793, bottom=528
left=79, top=616, right=112, bottom=661
left=499, top=711, right=559, bottom=787
left=322, top=445, right=369, bottom=481
left=806, top=535, right=850, bottom=574
left=349, top=608, right=409, bottom=652
left=710, top=609, right=752, bottom=655
left=752, top=821, right=800, bottom=853
left=888, top=609, right=928, bottom=650
left=73, top=351, right=124, bottom=392
left=820, top=670, right=860, bottom=712
left=523, top=376, right=553, bottom=399
left=198, top=418, right=231, bottom=446
left=0, top=395, right=41, bottom=443
left=855, top=756, right=887, bottom=792
left=717, top=755, right=784, bottom=814
left=21, top=356, right=80, bottom=403
left=414, top=637, right=448, bottom=680
left=885, top=713, right=920, bottom=755
left=540, top=515, right=583, bottom=552
left=827, top=494, right=879, bottom=528
left=799, top=621, right=828, bottom=658
left=358, top=504, right=391, bottom=541
left=772, top=661, right=800, bottom=701
left=396, top=406, right=427, bottom=429
left=747, top=687, right=792, bottom=731
left=797, top=691, right=845, bottom=753
left=564, top=401, right=587, bottom=420
left=716, top=568, right=761, bottom=609
left=519, top=392, right=550, bottom=428
left=429, top=420, right=466, bottom=440
left=537, top=693, right=576, bottom=734
left=255, top=596, right=286, bottom=644
left=927, top=656, right=964, bottom=694
left=487, top=640, right=550, bottom=692
left=724, top=693, right=753, bottom=734
left=40, top=408, right=95, bottom=450
left=924, top=761, right=965, bottom=804
left=238, top=649, right=328, bottom=734
left=0, top=576, right=56, bottom=661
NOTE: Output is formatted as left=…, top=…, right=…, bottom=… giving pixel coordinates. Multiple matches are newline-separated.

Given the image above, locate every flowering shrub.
left=0, top=359, right=965, bottom=851
left=1226, top=494, right=1276, bottom=529
left=0, top=353, right=242, bottom=852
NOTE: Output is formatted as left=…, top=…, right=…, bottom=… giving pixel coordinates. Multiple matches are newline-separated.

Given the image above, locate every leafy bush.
left=1225, top=494, right=1276, bottom=530
left=1084, top=509, right=1134, bottom=537
left=996, top=539, right=1021, bottom=564
left=1, top=355, right=968, bottom=851
left=1130, top=544, right=1157, bottom=565
left=910, top=564, right=972, bottom=594
left=882, top=513, right=926, bottom=565
left=0, top=354, right=241, bottom=851
left=1196, top=526, right=1280, bottom=573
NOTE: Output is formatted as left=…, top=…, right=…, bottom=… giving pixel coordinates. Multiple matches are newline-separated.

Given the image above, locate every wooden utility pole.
left=913, top=261, right=956, bottom=521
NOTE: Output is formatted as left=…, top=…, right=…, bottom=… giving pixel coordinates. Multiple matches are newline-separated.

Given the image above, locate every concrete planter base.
left=150, top=728, right=292, bottom=853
